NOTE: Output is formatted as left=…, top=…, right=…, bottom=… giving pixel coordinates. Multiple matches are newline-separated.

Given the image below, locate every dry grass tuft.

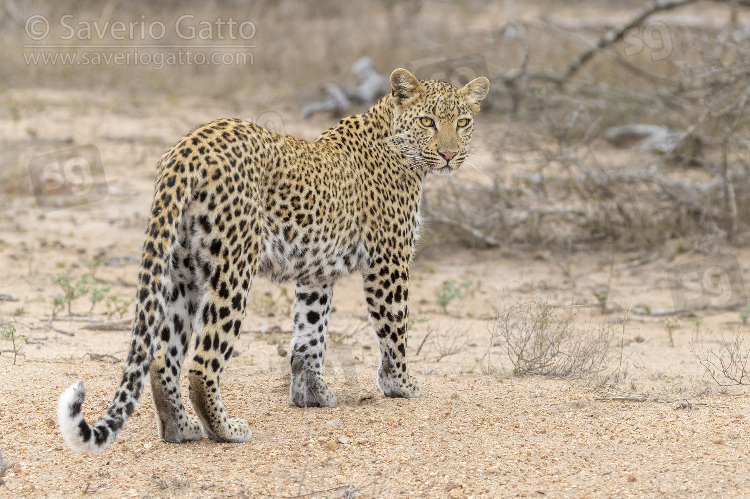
left=491, top=300, right=614, bottom=378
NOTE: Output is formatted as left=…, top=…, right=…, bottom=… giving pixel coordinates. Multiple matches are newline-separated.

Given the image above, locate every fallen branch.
left=611, top=316, right=661, bottom=324
left=632, top=307, right=691, bottom=317
left=613, top=252, right=661, bottom=270
left=80, top=318, right=132, bottom=331
left=42, top=316, right=114, bottom=322
left=49, top=325, right=74, bottom=336
left=85, top=352, right=122, bottom=363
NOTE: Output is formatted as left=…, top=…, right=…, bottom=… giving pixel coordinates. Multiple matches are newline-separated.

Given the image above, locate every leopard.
left=57, top=68, right=489, bottom=452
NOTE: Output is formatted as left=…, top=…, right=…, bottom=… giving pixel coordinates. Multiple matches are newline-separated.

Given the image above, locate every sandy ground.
left=1, top=89, right=750, bottom=497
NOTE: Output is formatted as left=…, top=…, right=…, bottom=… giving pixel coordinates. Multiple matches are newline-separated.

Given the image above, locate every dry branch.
left=81, top=318, right=132, bottom=331
left=693, top=334, right=750, bottom=386
left=558, top=0, right=699, bottom=83
left=49, top=325, right=74, bottom=336
left=85, top=352, right=122, bottom=363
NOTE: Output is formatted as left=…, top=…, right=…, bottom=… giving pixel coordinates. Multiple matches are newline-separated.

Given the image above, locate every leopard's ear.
left=390, top=68, right=423, bottom=106
left=460, top=77, right=490, bottom=113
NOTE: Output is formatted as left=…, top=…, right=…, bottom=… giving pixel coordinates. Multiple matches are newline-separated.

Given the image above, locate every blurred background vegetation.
left=2, top=0, right=750, bottom=253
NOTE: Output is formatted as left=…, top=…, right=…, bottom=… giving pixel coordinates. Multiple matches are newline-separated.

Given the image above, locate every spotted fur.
left=57, top=69, right=490, bottom=451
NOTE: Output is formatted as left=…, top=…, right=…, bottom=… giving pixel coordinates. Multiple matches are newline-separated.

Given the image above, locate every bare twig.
left=693, top=333, right=750, bottom=386
left=430, top=325, right=469, bottom=362
left=415, top=328, right=433, bottom=357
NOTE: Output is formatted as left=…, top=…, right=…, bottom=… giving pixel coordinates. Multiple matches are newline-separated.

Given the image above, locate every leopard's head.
left=388, top=68, right=490, bottom=173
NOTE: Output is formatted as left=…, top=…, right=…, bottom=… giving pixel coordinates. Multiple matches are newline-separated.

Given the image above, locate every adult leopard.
left=58, top=68, right=489, bottom=451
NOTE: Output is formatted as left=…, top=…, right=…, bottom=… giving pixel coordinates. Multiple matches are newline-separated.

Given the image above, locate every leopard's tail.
left=58, top=149, right=196, bottom=452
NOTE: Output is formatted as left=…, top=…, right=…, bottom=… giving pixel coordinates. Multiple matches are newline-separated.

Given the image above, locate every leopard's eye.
left=457, top=118, right=470, bottom=128
left=419, top=117, right=435, bottom=128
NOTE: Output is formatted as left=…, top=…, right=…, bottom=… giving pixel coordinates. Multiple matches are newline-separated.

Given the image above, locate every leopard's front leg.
left=363, top=262, right=421, bottom=399
left=289, top=281, right=337, bottom=407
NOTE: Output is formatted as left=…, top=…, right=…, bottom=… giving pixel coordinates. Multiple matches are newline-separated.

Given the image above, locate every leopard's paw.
left=203, top=417, right=252, bottom=443
left=378, top=372, right=421, bottom=398
left=160, top=416, right=204, bottom=443
left=290, top=358, right=337, bottom=408
left=378, top=358, right=421, bottom=398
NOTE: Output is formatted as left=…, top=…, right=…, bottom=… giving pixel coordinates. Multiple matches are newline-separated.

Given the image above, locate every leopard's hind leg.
left=150, top=216, right=203, bottom=443
left=186, top=197, right=257, bottom=443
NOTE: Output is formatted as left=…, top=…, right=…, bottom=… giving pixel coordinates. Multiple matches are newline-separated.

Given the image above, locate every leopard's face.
left=390, top=71, right=489, bottom=173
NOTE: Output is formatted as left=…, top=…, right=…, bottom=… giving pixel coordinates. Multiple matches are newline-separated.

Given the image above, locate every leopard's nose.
left=438, top=150, right=456, bottom=161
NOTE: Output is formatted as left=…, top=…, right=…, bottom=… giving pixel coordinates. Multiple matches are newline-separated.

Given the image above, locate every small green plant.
left=87, top=281, right=112, bottom=312
left=52, top=264, right=133, bottom=317
left=105, top=295, right=133, bottom=320
left=593, top=291, right=608, bottom=314
left=692, top=317, right=703, bottom=343
left=740, top=304, right=750, bottom=325
left=2, top=323, right=25, bottom=365
left=435, top=279, right=473, bottom=313
left=634, top=303, right=652, bottom=315
left=664, top=318, right=680, bottom=347
left=406, top=316, right=428, bottom=331
left=52, top=272, right=93, bottom=316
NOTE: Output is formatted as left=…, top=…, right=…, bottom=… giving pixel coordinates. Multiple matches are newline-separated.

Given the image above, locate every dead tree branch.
left=558, top=0, right=699, bottom=83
